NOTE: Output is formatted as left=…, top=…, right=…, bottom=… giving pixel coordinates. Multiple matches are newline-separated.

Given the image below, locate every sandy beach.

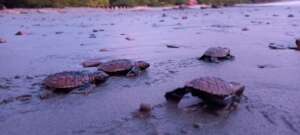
left=0, top=2, right=300, bottom=135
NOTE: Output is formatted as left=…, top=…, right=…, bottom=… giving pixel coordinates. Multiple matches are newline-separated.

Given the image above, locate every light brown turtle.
left=81, top=59, right=102, bottom=68
left=165, top=77, right=245, bottom=109
left=97, top=59, right=150, bottom=77
left=199, top=47, right=234, bottom=63
left=43, top=71, right=109, bottom=92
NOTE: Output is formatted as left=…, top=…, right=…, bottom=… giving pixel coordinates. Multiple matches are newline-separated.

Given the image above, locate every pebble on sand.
left=99, top=48, right=109, bottom=52
left=93, top=29, right=104, bottom=32
left=133, top=103, right=152, bottom=118
left=125, top=37, right=134, bottom=41
left=242, top=27, right=249, bottom=31
left=89, top=34, right=96, bottom=38
left=166, top=44, right=179, bottom=48
left=182, top=16, right=188, bottom=20
left=15, top=31, right=26, bottom=36
left=288, top=14, right=294, bottom=18
left=139, top=103, right=152, bottom=113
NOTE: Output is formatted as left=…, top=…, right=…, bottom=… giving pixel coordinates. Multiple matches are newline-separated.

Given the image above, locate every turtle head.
left=92, top=71, right=109, bottom=84
left=134, top=61, right=150, bottom=70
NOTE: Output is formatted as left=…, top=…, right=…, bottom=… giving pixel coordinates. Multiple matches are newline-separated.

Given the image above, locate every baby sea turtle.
left=198, top=47, right=234, bottom=63
left=295, top=38, right=300, bottom=50
left=43, top=71, right=109, bottom=92
left=97, top=59, right=150, bottom=77
left=165, top=77, right=245, bottom=109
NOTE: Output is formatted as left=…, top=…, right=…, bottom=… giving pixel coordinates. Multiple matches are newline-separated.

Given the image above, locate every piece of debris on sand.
left=133, top=103, right=152, bottom=118
left=166, top=44, right=180, bottom=48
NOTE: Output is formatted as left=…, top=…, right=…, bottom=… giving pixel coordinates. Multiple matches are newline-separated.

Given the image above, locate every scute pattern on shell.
left=98, top=59, right=134, bottom=74
left=203, top=47, right=230, bottom=58
left=185, top=77, right=243, bottom=96
left=44, top=71, right=92, bottom=89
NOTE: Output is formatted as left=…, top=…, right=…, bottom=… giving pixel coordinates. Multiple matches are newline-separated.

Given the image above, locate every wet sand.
left=0, top=2, right=300, bottom=135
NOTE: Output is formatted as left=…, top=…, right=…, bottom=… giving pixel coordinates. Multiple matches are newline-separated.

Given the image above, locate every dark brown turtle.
left=198, top=47, right=234, bottom=63
left=97, top=59, right=150, bottom=77
left=295, top=38, right=300, bottom=50
left=43, top=71, right=109, bottom=92
left=165, top=77, right=245, bottom=109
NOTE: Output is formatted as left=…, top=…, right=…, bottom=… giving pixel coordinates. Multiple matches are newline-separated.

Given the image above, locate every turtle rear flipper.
left=210, top=57, right=220, bottom=63
left=92, top=71, right=109, bottom=85
left=226, top=55, right=235, bottom=60
left=39, top=90, right=56, bottom=100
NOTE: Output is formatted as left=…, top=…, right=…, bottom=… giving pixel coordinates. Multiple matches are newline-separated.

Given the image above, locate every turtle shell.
left=82, top=59, right=102, bottom=68
left=202, top=47, right=231, bottom=58
left=98, top=59, right=134, bottom=75
left=43, top=71, right=108, bottom=89
left=185, top=77, right=244, bottom=97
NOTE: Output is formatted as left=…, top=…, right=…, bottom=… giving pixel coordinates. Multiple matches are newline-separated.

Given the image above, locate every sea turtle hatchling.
left=295, top=38, right=300, bottom=50
left=198, top=47, right=234, bottom=63
left=165, top=77, right=245, bottom=110
left=97, top=59, right=150, bottom=77
left=43, top=71, right=109, bottom=92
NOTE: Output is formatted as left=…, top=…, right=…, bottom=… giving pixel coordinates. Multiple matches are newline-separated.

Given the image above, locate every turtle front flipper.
left=39, top=89, right=56, bottom=100
left=91, top=71, right=109, bottom=85
left=71, top=83, right=95, bottom=95
left=226, top=55, right=235, bottom=61
left=126, top=66, right=142, bottom=77
left=198, top=55, right=208, bottom=61
left=165, top=87, right=190, bottom=103
left=210, top=57, right=220, bottom=63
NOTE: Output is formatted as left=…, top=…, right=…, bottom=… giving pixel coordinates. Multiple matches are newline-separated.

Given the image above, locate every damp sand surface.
left=0, top=3, right=300, bottom=135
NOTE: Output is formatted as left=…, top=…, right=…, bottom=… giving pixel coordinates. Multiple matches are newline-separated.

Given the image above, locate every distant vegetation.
left=0, top=0, right=273, bottom=8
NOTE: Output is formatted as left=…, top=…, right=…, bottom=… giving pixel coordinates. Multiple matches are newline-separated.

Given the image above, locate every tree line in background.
left=0, top=0, right=273, bottom=8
